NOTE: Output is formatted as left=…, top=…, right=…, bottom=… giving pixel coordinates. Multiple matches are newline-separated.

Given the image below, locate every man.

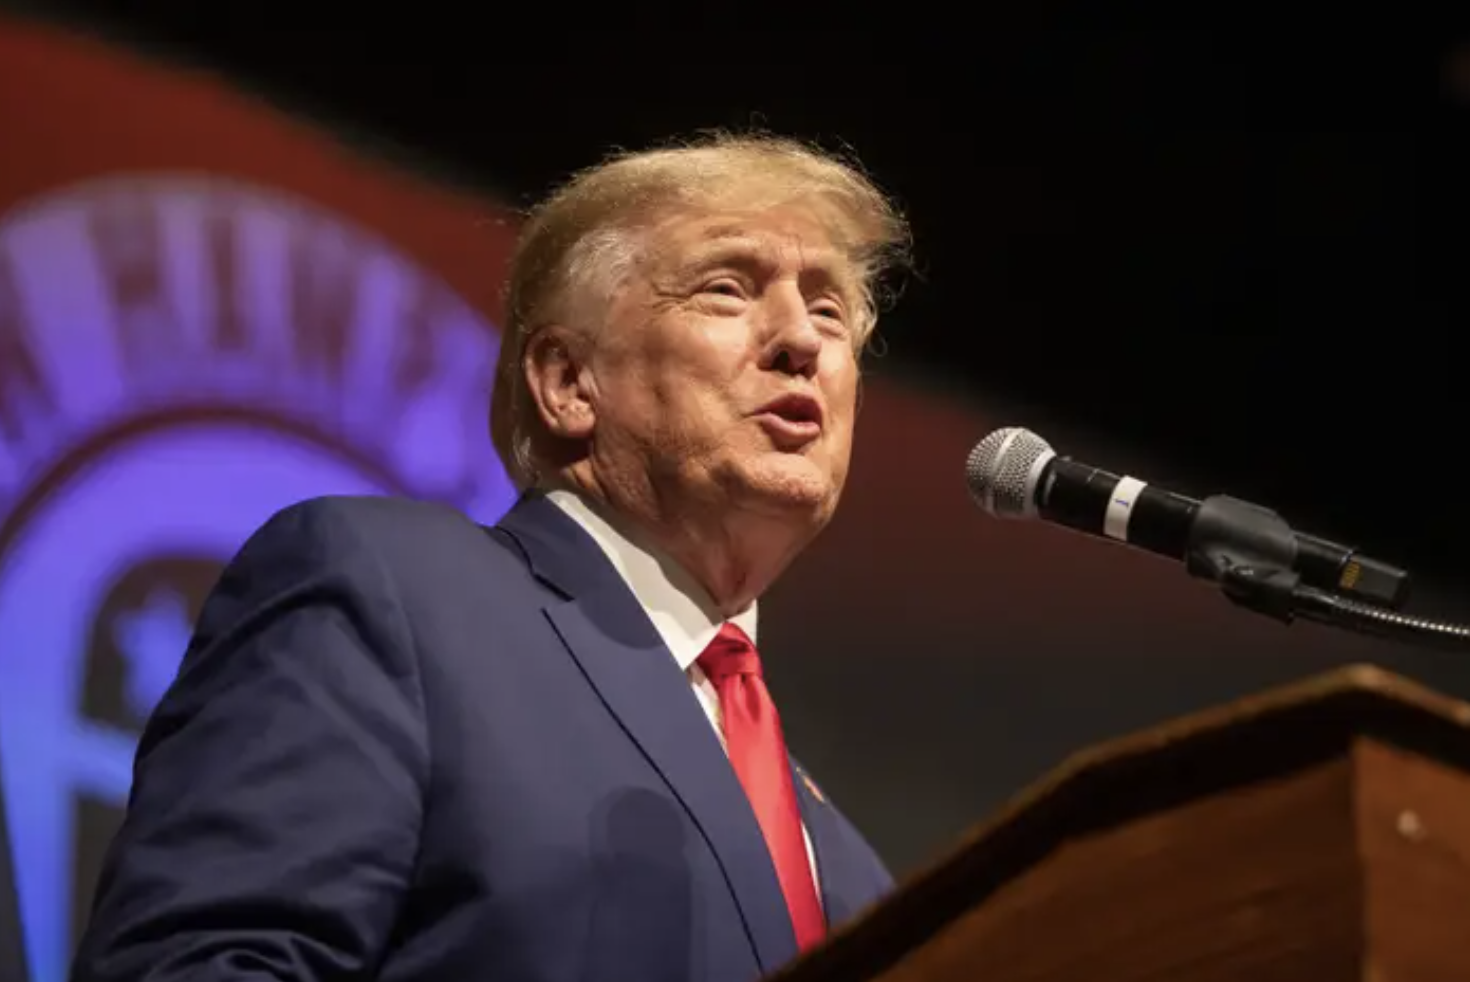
left=73, top=132, right=912, bottom=982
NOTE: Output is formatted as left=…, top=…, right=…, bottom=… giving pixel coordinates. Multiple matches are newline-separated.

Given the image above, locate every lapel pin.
left=798, top=769, right=826, bottom=804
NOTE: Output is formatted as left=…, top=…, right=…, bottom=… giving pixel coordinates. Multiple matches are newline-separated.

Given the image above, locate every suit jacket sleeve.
left=71, top=498, right=429, bottom=982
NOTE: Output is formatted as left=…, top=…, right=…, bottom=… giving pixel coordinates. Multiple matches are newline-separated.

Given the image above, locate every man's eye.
left=811, top=302, right=850, bottom=331
left=702, top=280, right=745, bottom=298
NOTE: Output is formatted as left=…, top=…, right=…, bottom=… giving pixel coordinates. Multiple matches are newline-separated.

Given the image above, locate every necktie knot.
left=697, top=623, right=762, bottom=684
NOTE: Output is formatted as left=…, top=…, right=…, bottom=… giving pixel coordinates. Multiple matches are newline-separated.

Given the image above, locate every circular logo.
left=0, top=176, right=515, bottom=978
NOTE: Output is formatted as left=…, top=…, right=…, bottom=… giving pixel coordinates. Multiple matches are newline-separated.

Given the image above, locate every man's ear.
left=523, top=326, right=596, bottom=440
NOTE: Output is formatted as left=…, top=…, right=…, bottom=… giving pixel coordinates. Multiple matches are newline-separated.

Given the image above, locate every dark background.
left=15, top=13, right=1447, bottom=584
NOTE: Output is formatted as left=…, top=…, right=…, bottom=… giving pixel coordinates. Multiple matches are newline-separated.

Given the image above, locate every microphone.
left=965, top=427, right=1409, bottom=609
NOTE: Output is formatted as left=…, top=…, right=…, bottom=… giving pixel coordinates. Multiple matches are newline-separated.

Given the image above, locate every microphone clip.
left=1185, top=495, right=1303, bottom=623
left=1185, top=496, right=1470, bottom=652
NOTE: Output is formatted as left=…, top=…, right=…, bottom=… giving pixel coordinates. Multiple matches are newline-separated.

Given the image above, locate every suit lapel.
left=496, top=494, right=800, bottom=973
left=791, top=761, right=852, bottom=924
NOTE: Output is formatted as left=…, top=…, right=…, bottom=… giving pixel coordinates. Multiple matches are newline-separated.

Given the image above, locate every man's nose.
left=761, top=290, right=823, bottom=378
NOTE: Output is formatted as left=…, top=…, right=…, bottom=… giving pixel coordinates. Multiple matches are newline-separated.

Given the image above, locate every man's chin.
left=731, top=457, right=842, bottom=518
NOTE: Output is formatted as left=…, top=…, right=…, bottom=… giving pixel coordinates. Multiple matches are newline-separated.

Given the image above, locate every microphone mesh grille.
left=965, top=427, right=1054, bottom=517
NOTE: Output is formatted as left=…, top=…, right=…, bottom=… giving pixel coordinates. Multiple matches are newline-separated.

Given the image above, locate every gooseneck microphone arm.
left=1290, top=590, right=1470, bottom=652
left=967, top=427, right=1470, bottom=654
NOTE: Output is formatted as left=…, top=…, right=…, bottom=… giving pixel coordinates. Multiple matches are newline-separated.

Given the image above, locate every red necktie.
left=698, top=623, right=826, bottom=950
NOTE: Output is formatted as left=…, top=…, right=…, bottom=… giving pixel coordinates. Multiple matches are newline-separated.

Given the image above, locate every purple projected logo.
left=0, top=176, right=516, bottom=981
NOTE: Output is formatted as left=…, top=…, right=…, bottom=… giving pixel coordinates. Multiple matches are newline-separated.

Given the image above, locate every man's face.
left=582, top=204, right=861, bottom=528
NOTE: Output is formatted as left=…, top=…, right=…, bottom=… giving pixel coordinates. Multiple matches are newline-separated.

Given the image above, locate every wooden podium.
left=775, top=664, right=1470, bottom=981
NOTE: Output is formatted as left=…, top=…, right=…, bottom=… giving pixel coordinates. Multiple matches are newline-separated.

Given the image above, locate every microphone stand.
left=1184, top=496, right=1470, bottom=653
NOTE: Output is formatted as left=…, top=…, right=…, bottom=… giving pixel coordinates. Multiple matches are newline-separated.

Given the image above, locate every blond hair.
left=490, top=131, right=911, bottom=486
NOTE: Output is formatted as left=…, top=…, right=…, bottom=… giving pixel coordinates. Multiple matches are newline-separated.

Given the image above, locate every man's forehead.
left=648, top=209, right=847, bottom=268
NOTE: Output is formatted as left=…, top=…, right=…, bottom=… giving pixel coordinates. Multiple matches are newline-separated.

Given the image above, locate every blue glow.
left=0, top=177, right=515, bottom=981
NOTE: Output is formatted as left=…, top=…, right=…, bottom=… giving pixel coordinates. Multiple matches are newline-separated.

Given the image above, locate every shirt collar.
left=544, top=489, right=758, bottom=671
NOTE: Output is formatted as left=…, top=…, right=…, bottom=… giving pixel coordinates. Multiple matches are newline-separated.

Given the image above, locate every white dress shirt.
left=546, top=490, right=821, bottom=894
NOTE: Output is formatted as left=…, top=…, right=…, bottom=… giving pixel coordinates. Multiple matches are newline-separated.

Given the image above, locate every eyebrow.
left=674, top=227, right=852, bottom=295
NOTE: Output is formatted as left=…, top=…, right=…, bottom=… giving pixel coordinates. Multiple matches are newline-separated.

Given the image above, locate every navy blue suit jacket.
left=73, top=492, right=893, bottom=982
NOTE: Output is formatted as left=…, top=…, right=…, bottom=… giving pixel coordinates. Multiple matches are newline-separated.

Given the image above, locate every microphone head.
left=965, top=427, right=1057, bottom=517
